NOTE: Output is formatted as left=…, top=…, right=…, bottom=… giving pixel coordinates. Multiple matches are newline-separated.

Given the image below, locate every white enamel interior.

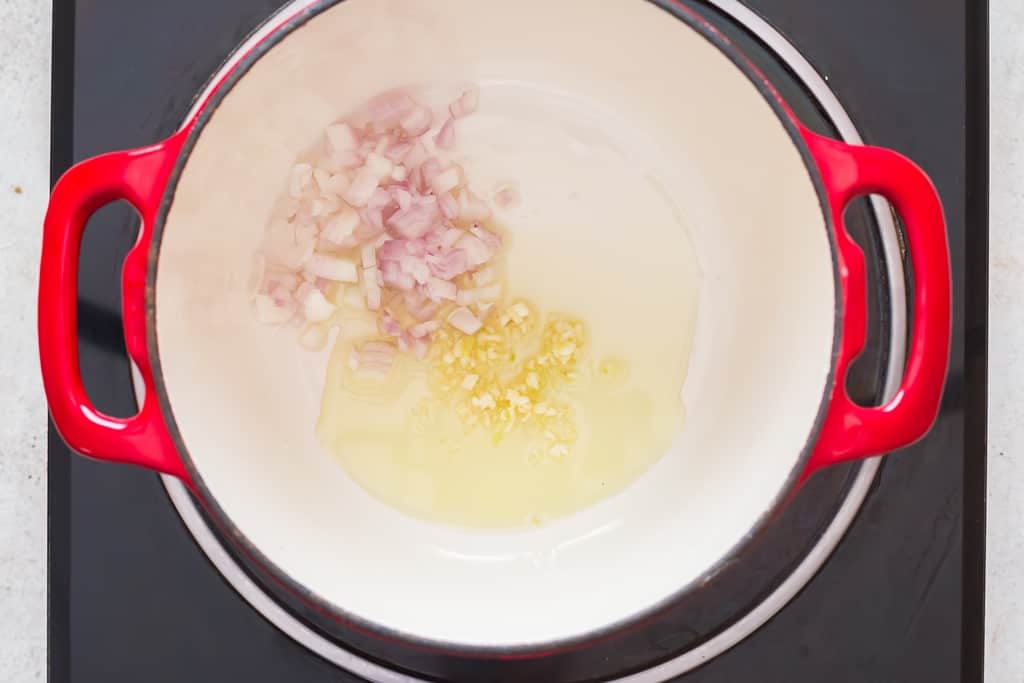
left=154, top=0, right=836, bottom=647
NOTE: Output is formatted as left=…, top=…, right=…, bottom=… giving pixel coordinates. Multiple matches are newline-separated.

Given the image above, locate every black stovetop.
left=48, top=1, right=988, bottom=681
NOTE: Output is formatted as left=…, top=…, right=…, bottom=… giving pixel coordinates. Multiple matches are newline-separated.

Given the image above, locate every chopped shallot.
left=438, top=192, right=459, bottom=220
left=425, top=277, right=458, bottom=302
left=326, top=123, right=359, bottom=152
left=459, top=191, right=492, bottom=221
left=322, top=208, right=360, bottom=245
left=365, top=91, right=414, bottom=128
left=400, top=105, right=433, bottom=137
left=379, top=313, right=403, bottom=337
left=430, top=167, right=461, bottom=196
left=426, top=249, right=469, bottom=280
left=297, top=283, right=335, bottom=323
left=470, top=226, right=502, bottom=250
left=473, top=266, right=496, bottom=286
left=455, top=233, right=492, bottom=267
left=252, top=83, right=505, bottom=359
left=409, top=320, right=440, bottom=338
left=434, top=117, right=456, bottom=149
left=344, top=170, right=380, bottom=207
left=408, top=335, right=431, bottom=360
left=447, top=307, right=483, bottom=335
left=254, top=294, right=295, bottom=325
left=387, top=196, right=440, bottom=239
left=309, top=254, right=359, bottom=283
left=362, top=266, right=382, bottom=310
left=449, top=88, right=479, bottom=119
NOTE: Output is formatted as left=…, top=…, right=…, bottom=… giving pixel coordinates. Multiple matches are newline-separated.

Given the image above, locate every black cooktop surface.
left=48, top=1, right=987, bottom=681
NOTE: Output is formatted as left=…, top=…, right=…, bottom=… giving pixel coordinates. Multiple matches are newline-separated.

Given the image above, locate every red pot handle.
left=39, top=131, right=192, bottom=482
left=801, top=127, right=951, bottom=477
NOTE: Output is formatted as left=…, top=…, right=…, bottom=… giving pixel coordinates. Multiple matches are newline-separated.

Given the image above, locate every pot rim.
left=144, top=0, right=842, bottom=655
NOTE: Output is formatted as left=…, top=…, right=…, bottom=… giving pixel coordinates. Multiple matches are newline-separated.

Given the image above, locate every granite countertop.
left=0, top=2, right=1018, bottom=681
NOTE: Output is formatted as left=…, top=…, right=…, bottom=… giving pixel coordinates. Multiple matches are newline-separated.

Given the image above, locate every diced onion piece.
left=254, top=294, right=295, bottom=325
left=455, top=233, right=491, bottom=267
left=419, top=158, right=442, bottom=188
left=407, top=297, right=442, bottom=322
left=387, top=196, right=440, bottom=240
left=288, top=163, right=313, bottom=199
left=408, top=335, right=431, bottom=360
left=424, top=277, right=458, bottom=302
left=458, top=190, right=491, bottom=221
left=438, top=192, right=458, bottom=220
left=426, top=249, right=469, bottom=280
left=363, top=152, right=393, bottom=180
left=400, top=251, right=432, bottom=284
left=360, top=242, right=378, bottom=270
left=400, top=105, right=433, bottom=137
left=457, top=283, right=501, bottom=306
left=344, top=170, right=380, bottom=207
left=434, top=117, right=456, bottom=149
left=326, top=123, right=359, bottom=152
left=264, top=270, right=300, bottom=295
left=403, top=141, right=428, bottom=169
left=322, top=207, right=360, bottom=245
left=299, top=323, right=329, bottom=351
left=447, top=306, right=483, bottom=335
left=470, top=225, right=503, bottom=250
left=385, top=139, right=415, bottom=163
left=473, top=266, right=496, bottom=286
left=331, top=150, right=364, bottom=170
left=379, top=313, right=403, bottom=337
left=324, top=173, right=350, bottom=197
left=441, top=228, right=464, bottom=250
left=310, top=196, right=341, bottom=218
left=366, top=90, right=415, bottom=128
left=309, top=254, right=359, bottom=283
left=376, top=238, right=408, bottom=262
left=430, top=167, right=461, bottom=196
left=449, top=87, right=480, bottom=119
left=368, top=186, right=393, bottom=210
left=313, top=168, right=332, bottom=195
left=392, top=187, right=413, bottom=211
left=409, top=320, right=440, bottom=338
left=356, top=210, right=385, bottom=239
left=362, top=265, right=382, bottom=310
left=297, top=283, right=336, bottom=323
left=381, top=260, right=416, bottom=291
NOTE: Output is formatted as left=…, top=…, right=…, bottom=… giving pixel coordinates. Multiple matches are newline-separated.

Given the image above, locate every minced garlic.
left=429, top=300, right=586, bottom=459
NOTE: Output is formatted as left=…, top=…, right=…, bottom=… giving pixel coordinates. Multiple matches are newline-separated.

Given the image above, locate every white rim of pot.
left=138, top=0, right=909, bottom=679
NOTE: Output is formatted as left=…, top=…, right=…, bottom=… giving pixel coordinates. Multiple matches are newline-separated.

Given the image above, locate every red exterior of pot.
left=37, top=3, right=950, bottom=489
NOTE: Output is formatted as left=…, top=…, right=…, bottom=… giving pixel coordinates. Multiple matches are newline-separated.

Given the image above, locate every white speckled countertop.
left=0, top=1, right=1019, bottom=681
left=0, top=0, right=51, bottom=680
left=985, top=1, right=1024, bottom=680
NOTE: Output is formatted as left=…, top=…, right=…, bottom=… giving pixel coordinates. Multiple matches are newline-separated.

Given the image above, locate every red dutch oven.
left=38, top=0, right=951, bottom=676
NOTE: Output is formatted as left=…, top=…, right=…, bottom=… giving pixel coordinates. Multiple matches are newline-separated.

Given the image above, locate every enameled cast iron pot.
left=39, top=0, right=951, bottom=662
